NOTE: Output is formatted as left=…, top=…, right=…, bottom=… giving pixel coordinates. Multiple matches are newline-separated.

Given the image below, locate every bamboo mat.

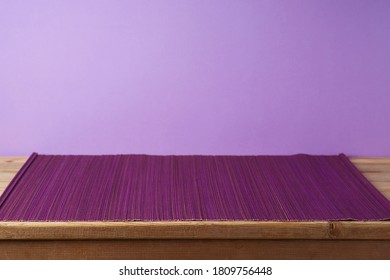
left=0, top=153, right=389, bottom=221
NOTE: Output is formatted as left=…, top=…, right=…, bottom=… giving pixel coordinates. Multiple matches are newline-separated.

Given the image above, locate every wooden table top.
left=0, top=156, right=389, bottom=241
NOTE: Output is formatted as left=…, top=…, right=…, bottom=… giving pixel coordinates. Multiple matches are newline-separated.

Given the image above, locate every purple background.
left=1, top=0, right=390, bottom=156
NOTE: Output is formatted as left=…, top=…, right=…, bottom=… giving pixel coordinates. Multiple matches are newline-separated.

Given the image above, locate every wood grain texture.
left=1, top=239, right=390, bottom=260
left=0, top=221, right=389, bottom=240
left=350, top=158, right=390, bottom=164
left=331, top=221, right=390, bottom=240
left=0, top=157, right=27, bottom=184
left=0, top=221, right=330, bottom=240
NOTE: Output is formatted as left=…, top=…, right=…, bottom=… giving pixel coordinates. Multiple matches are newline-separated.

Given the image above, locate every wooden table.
left=0, top=157, right=389, bottom=259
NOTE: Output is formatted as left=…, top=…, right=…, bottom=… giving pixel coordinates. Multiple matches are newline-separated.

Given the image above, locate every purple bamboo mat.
left=0, top=153, right=390, bottom=221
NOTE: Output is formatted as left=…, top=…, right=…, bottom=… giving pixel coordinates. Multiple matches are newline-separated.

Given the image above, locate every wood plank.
left=0, top=181, right=9, bottom=189
left=0, top=221, right=330, bottom=240
left=350, top=158, right=390, bottom=164
left=370, top=181, right=390, bottom=189
left=0, top=221, right=389, bottom=240
left=0, top=157, right=28, bottom=164
left=379, top=191, right=390, bottom=200
left=0, top=158, right=23, bottom=196
left=354, top=164, right=390, bottom=173
left=0, top=165, right=23, bottom=172
left=0, top=158, right=26, bottom=187
left=356, top=165, right=390, bottom=173
left=1, top=239, right=390, bottom=260
left=0, top=171, right=17, bottom=182
left=331, top=222, right=390, bottom=240
left=369, top=182, right=390, bottom=200
left=0, top=182, right=10, bottom=197
left=361, top=172, right=390, bottom=182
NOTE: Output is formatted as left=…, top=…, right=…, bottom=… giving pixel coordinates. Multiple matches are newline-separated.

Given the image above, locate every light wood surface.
left=0, top=156, right=390, bottom=259
left=0, top=221, right=389, bottom=240
left=1, top=239, right=390, bottom=260
left=0, top=221, right=331, bottom=240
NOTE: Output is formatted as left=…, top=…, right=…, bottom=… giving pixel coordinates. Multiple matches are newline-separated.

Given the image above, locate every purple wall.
left=1, top=0, right=390, bottom=156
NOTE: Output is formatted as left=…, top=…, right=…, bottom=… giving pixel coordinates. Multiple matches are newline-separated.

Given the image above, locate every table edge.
left=0, top=221, right=389, bottom=240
